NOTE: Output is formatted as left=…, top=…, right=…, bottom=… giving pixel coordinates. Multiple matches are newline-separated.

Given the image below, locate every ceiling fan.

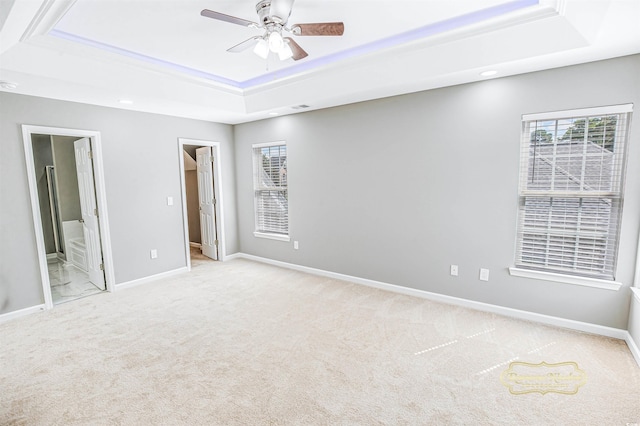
left=201, top=0, right=344, bottom=61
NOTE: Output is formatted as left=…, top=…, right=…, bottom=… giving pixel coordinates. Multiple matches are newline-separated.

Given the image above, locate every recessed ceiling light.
left=0, top=81, right=19, bottom=90
left=119, top=99, right=134, bottom=104
left=480, top=70, right=498, bottom=77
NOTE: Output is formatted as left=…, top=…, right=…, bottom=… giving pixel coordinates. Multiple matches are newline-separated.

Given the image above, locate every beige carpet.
left=2, top=255, right=639, bottom=425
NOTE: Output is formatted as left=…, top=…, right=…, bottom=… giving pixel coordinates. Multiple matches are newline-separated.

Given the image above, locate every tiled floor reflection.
left=48, top=257, right=103, bottom=304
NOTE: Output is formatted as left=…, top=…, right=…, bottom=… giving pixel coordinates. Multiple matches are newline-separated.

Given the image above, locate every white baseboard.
left=223, top=252, right=242, bottom=261
left=189, top=242, right=201, bottom=248
left=234, top=253, right=628, bottom=341
left=0, top=304, right=46, bottom=323
left=115, top=267, right=189, bottom=291
left=46, top=253, right=58, bottom=260
left=626, top=332, right=640, bottom=368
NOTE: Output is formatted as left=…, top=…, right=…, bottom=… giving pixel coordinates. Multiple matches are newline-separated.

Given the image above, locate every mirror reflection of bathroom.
left=31, top=134, right=105, bottom=304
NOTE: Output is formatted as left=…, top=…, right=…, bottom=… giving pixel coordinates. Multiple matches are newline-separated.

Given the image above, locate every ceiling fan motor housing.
left=256, top=1, right=271, bottom=24
left=255, top=0, right=290, bottom=25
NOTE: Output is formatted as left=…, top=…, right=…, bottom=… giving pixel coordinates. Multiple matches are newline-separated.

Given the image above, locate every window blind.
left=253, top=143, right=288, bottom=235
left=515, top=108, right=631, bottom=280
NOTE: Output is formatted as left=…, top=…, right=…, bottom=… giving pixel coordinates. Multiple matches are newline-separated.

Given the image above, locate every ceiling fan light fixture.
left=278, top=40, right=293, bottom=60
left=268, top=31, right=284, bottom=53
left=253, top=38, right=269, bottom=59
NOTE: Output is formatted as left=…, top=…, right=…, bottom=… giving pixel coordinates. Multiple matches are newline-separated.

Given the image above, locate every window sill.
left=253, top=232, right=290, bottom=242
left=508, top=267, right=622, bottom=291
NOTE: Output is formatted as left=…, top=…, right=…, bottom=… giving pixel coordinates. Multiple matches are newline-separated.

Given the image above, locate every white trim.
left=22, top=125, right=116, bottom=310
left=631, top=287, right=640, bottom=303
left=253, top=231, right=290, bottom=242
left=0, top=304, right=46, bottom=323
left=233, top=253, right=628, bottom=340
left=634, top=225, right=640, bottom=288
left=46, top=253, right=58, bottom=260
left=223, top=253, right=242, bottom=261
left=522, top=103, right=633, bottom=121
left=625, top=331, right=640, bottom=368
left=508, top=267, right=622, bottom=291
left=252, top=140, right=286, bottom=149
left=115, top=267, right=189, bottom=291
left=178, top=138, right=227, bottom=270
left=189, top=242, right=202, bottom=248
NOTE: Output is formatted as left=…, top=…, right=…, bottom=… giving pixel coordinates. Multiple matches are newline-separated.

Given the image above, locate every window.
left=515, top=105, right=632, bottom=281
left=253, top=142, right=289, bottom=241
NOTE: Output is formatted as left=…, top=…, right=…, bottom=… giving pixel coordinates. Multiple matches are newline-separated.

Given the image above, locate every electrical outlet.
left=150, top=249, right=158, bottom=259
left=293, top=241, right=299, bottom=250
left=479, top=268, right=489, bottom=281
left=450, top=265, right=458, bottom=276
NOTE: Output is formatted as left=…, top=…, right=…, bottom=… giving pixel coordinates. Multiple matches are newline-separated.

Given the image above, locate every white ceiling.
left=1, top=0, right=639, bottom=124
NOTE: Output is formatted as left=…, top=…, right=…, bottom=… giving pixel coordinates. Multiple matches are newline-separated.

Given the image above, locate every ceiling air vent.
left=291, top=104, right=310, bottom=110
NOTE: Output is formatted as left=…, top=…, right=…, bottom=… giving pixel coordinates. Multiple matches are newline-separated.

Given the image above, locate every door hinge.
left=210, top=157, right=214, bottom=163
left=212, top=198, right=216, bottom=205
left=88, top=150, right=93, bottom=160
left=99, top=263, right=104, bottom=271
left=214, top=240, right=219, bottom=246
left=94, top=208, right=98, bottom=216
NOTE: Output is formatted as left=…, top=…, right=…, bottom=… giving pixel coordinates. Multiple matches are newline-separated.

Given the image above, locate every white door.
left=74, top=138, right=106, bottom=290
left=196, top=147, right=218, bottom=260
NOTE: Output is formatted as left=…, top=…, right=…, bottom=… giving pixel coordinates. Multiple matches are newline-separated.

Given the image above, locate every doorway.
left=178, top=138, right=226, bottom=270
left=22, top=126, right=114, bottom=309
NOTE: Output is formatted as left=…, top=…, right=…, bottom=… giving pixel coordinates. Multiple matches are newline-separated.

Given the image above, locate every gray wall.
left=51, top=136, right=82, bottom=222
left=31, top=134, right=55, bottom=254
left=185, top=170, right=201, bottom=244
left=0, top=93, right=237, bottom=314
left=234, top=55, right=640, bottom=329
left=1, top=56, right=638, bottom=331
left=183, top=146, right=202, bottom=244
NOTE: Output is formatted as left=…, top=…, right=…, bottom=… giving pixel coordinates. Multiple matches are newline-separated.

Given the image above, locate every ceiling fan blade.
left=227, top=36, right=262, bottom=53
left=200, top=9, right=258, bottom=28
left=284, top=37, right=308, bottom=61
left=291, top=22, right=344, bottom=36
left=270, top=0, right=295, bottom=24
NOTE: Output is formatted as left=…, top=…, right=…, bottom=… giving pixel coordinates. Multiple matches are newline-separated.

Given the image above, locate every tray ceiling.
left=1, top=0, right=639, bottom=123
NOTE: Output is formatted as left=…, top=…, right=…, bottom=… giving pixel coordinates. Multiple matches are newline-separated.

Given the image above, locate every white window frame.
left=252, top=141, right=290, bottom=242
left=510, top=104, right=633, bottom=291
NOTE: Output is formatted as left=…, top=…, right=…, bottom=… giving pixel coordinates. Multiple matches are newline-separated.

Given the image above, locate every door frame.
left=178, top=138, right=226, bottom=270
left=22, top=125, right=115, bottom=309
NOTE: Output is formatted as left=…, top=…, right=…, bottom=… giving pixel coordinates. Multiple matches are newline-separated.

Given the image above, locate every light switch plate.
left=480, top=268, right=489, bottom=281
left=450, top=265, right=458, bottom=276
